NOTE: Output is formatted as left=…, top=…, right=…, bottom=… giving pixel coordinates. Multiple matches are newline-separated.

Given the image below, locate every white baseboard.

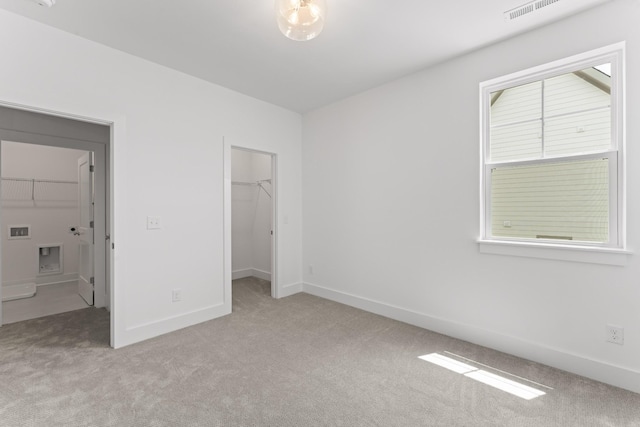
left=232, top=268, right=271, bottom=281
left=303, top=281, right=640, bottom=394
left=251, top=268, right=271, bottom=282
left=232, top=269, right=253, bottom=280
left=115, top=302, right=231, bottom=349
left=279, top=282, right=303, bottom=298
left=3, top=273, right=79, bottom=289
left=36, top=273, right=78, bottom=286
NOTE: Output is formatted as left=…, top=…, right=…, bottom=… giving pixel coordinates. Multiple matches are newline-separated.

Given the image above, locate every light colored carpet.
left=0, top=276, right=639, bottom=426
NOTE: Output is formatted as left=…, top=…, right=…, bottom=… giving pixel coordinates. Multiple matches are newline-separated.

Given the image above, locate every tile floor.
left=2, top=281, right=89, bottom=324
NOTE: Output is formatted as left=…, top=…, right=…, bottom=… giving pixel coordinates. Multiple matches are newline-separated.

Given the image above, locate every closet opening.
left=230, top=147, right=276, bottom=305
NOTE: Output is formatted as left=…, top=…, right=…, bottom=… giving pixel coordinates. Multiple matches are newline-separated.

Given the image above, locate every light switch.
left=147, top=216, right=162, bottom=230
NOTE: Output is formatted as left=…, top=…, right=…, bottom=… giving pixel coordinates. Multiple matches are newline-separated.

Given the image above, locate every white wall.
left=1, top=142, right=85, bottom=286
left=0, top=9, right=302, bottom=347
left=231, top=149, right=255, bottom=274
left=2, top=0, right=636, bottom=394
left=231, top=149, right=272, bottom=280
left=302, top=0, right=640, bottom=393
left=251, top=152, right=273, bottom=276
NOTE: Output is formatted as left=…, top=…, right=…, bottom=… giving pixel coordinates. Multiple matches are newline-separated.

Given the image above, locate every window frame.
left=479, top=43, right=627, bottom=262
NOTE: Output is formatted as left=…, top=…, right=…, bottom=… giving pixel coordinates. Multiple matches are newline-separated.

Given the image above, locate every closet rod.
left=231, top=179, right=272, bottom=186
left=230, top=180, right=272, bottom=198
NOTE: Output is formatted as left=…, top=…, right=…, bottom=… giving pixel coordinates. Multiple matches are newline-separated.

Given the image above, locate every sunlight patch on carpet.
left=419, top=353, right=548, bottom=400
left=418, top=353, right=476, bottom=374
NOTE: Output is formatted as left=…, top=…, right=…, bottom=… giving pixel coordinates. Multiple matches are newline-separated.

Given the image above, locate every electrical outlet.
left=606, top=325, right=624, bottom=345
left=147, top=216, right=162, bottom=230
left=172, top=288, right=182, bottom=302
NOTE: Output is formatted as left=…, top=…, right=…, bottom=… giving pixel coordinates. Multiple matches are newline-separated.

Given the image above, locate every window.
left=480, top=44, right=625, bottom=256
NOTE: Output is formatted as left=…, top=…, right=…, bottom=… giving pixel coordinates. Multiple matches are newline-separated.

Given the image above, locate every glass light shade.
left=276, top=0, right=327, bottom=41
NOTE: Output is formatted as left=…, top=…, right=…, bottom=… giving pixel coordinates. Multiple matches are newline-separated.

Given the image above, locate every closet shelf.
left=231, top=179, right=272, bottom=199
left=1, top=177, right=78, bottom=201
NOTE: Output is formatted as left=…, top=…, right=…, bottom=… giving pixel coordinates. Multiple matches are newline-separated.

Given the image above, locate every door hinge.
left=90, top=220, right=94, bottom=228
left=90, top=165, right=94, bottom=172
left=90, top=277, right=95, bottom=286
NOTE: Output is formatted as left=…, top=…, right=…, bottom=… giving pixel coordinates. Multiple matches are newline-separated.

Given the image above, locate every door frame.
left=223, top=141, right=279, bottom=306
left=77, top=151, right=96, bottom=306
left=0, top=101, right=118, bottom=348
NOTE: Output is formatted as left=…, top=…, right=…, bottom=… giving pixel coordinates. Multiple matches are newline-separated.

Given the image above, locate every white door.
left=77, top=152, right=94, bottom=305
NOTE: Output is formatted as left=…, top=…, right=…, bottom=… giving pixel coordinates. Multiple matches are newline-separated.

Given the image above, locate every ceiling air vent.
left=536, top=0, right=560, bottom=8
left=505, top=0, right=562, bottom=21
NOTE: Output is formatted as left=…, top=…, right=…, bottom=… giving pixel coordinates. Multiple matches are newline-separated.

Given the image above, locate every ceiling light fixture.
left=276, top=0, right=327, bottom=41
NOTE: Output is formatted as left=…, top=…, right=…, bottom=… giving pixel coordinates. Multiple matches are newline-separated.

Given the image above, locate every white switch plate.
left=147, top=216, right=162, bottom=230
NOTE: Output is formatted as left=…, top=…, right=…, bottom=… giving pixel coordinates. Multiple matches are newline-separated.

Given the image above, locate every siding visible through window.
left=491, top=158, right=609, bottom=242
left=479, top=44, right=624, bottom=252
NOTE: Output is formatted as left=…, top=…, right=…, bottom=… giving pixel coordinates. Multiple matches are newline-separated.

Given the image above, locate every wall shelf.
left=1, top=177, right=78, bottom=202
left=232, top=179, right=272, bottom=199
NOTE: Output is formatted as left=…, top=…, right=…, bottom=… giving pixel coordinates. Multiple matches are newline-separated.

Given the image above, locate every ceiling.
left=0, top=0, right=611, bottom=113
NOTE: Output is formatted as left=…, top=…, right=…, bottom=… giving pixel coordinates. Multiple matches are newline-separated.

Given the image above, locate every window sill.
left=478, top=239, right=631, bottom=266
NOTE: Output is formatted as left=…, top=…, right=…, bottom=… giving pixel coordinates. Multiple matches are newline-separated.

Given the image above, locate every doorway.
left=230, top=147, right=276, bottom=303
left=0, top=106, right=110, bottom=329
left=1, top=142, right=94, bottom=323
